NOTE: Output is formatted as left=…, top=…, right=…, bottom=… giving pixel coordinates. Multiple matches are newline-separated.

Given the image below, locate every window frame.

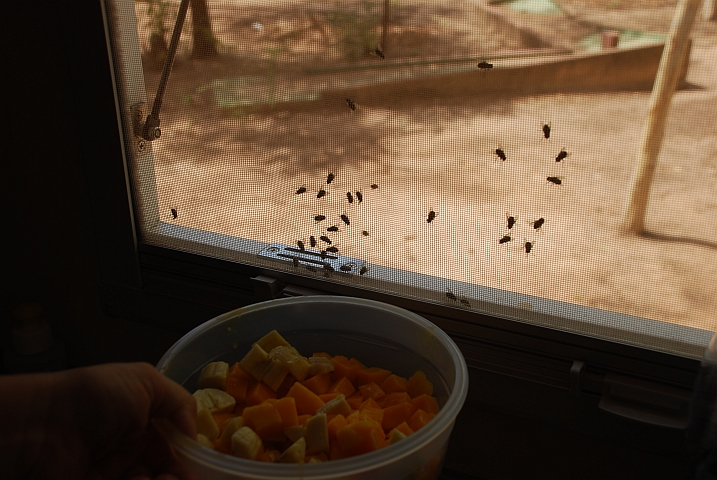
left=92, top=0, right=704, bottom=464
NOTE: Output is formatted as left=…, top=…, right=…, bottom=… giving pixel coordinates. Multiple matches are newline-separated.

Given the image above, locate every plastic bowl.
left=156, top=296, right=468, bottom=480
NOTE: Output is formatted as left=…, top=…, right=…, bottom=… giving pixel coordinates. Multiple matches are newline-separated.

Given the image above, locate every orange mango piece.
left=273, top=396, right=298, bottom=428
left=243, top=402, right=284, bottom=441
left=382, top=401, right=417, bottom=432
left=225, top=363, right=251, bottom=403
left=336, top=419, right=385, bottom=458
left=408, top=409, right=436, bottom=432
left=407, top=370, right=433, bottom=398
left=319, top=392, right=340, bottom=403
left=246, top=381, right=277, bottom=406
left=380, top=374, right=409, bottom=395
left=212, top=412, right=235, bottom=434
left=297, top=414, right=311, bottom=425
left=411, top=393, right=439, bottom=414
left=327, top=414, right=348, bottom=440
left=329, top=376, right=356, bottom=397
left=359, top=382, right=386, bottom=401
left=382, top=391, right=412, bottom=408
left=346, top=392, right=364, bottom=410
left=287, top=381, right=325, bottom=415
left=312, top=352, right=333, bottom=359
left=392, top=421, right=414, bottom=437
left=302, top=372, right=331, bottom=395
left=356, top=367, right=392, bottom=387
left=331, top=355, right=361, bottom=383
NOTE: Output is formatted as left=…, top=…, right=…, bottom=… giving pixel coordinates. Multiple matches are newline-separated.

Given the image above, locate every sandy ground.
left=135, top=0, right=717, bottom=333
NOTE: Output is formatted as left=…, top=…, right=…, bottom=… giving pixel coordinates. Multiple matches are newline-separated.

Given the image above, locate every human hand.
left=0, top=362, right=198, bottom=480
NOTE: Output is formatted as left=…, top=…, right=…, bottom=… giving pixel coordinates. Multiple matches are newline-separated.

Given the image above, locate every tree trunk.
left=622, top=0, right=700, bottom=234
left=190, top=0, right=217, bottom=59
left=381, top=0, right=390, bottom=53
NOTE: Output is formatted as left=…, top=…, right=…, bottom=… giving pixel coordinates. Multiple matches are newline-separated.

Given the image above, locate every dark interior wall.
left=2, top=2, right=183, bottom=369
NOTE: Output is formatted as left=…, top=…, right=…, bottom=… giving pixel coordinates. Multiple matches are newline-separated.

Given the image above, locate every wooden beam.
left=622, top=0, right=701, bottom=234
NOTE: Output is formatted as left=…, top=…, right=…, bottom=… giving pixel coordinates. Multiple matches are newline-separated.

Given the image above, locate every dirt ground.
left=135, top=0, right=717, bottom=334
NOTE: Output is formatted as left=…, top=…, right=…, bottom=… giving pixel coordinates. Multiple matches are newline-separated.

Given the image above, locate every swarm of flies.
left=491, top=123, right=572, bottom=257
left=289, top=170, right=379, bottom=276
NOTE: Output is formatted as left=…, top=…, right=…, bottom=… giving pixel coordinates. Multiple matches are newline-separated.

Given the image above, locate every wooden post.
left=704, top=0, right=717, bottom=21
left=622, top=0, right=701, bottom=235
left=381, top=0, right=390, bottom=53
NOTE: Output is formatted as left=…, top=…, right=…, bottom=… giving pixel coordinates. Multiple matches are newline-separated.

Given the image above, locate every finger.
left=132, top=363, right=197, bottom=439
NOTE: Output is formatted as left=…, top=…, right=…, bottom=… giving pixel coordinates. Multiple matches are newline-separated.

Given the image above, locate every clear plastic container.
left=156, top=296, right=469, bottom=480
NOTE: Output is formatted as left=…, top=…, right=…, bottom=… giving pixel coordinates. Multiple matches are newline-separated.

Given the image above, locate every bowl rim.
left=157, top=296, right=469, bottom=478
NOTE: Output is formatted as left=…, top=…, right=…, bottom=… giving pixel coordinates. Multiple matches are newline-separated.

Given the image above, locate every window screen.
left=104, top=0, right=717, bottom=357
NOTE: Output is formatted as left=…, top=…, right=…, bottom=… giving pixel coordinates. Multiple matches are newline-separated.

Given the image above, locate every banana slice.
left=388, top=428, right=407, bottom=445
left=194, top=388, right=236, bottom=414
left=231, top=426, right=263, bottom=460
left=317, top=393, right=352, bottom=416
left=196, top=408, right=220, bottom=440
left=270, top=346, right=311, bottom=382
left=307, top=357, right=335, bottom=376
left=198, top=361, right=229, bottom=390
left=196, top=433, right=215, bottom=448
left=278, top=437, right=306, bottom=463
left=238, top=343, right=273, bottom=381
left=256, top=330, right=291, bottom=353
left=305, top=413, right=330, bottom=455
left=220, top=416, right=245, bottom=446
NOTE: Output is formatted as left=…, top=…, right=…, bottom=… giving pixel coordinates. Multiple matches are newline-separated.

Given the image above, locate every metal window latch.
left=132, top=0, right=191, bottom=142
left=258, top=242, right=366, bottom=276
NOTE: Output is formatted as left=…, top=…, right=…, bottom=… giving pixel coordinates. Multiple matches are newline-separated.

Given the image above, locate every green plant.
left=326, top=0, right=381, bottom=60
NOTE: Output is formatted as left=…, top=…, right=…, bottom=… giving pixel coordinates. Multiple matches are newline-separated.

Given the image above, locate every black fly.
left=347, top=192, right=354, bottom=204
left=327, top=225, right=339, bottom=232
left=507, top=215, right=516, bottom=230
left=495, top=147, right=507, bottom=161
left=374, top=47, right=385, bottom=59
left=327, top=173, right=335, bottom=184
left=370, top=184, right=379, bottom=189
left=362, top=230, right=369, bottom=236
left=317, top=189, right=327, bottom=199
left=460, top=298, right=471, bottom=307
left=446, top=289, right=458, bottom=301
left=355, top=191, right=363, bottom=203
left=346, top=98, right=356, bottom=111
left=499, top=234, right=512, bottom=244
left=320, top=235, right=332, bottom=244
left=555, top=149, right=568, bottom=162
left=532, top=218, right=545, bottom=230
left=296, top=186, right=307, bottom=195
left=340, top=265, right=352, bottom=272
left=525, top=241, right=534, bottom=254
left=340, top=214, right=350, bottom=226
left=477, top=61, right=493, bottom=70
left=297, top=240, right=305, bottom=251
left=315, top=214, right=326, bottom=222
left=547, top=176, right=562, bottom=185
left=542, top=123, right=551, bottom=139
left=171, top=208, right=178, bottom=219
left=427, top=210, right=437, bottom=223
left=359, top=265, right=368, bottom=275
left=326, top=246, right=339, bottom=253
left=292, top=258, right=299, bottom=268
left=309, top=235, right=317, bottom=248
